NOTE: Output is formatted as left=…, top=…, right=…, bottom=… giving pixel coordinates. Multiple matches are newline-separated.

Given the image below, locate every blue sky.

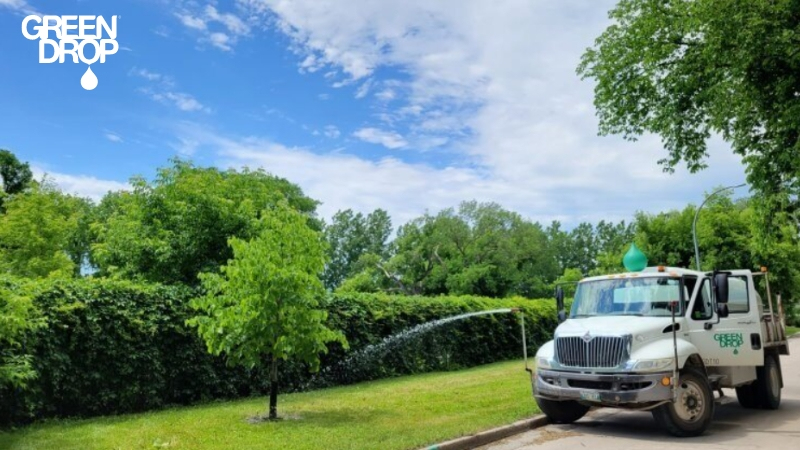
left=0, top=0, right=747, bottom=227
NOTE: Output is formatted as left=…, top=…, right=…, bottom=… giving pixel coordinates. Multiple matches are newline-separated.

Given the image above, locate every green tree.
left=91, top=160, right=319, bottom=285
left=0, top=149, right=33, bottom=210
left=547, top=220, right=633, bottom=275
left=344, top=201, right=559, bottom=298
left=0, top=182, right=91, bottom=278
left=635, top=193, right=800, bottom=302
left=0, top=279, right=41, bottom=389
left=553, top=268, right=584, bottom=298
left=323, top=208, right=392, bottom=289
left=578, top=0, right=800, bottom=199
left=188, top=203, right=346, bottom=420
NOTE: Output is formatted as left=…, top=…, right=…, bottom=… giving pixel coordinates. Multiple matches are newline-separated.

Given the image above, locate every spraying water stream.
left=307, top=308, right=518, bottom=389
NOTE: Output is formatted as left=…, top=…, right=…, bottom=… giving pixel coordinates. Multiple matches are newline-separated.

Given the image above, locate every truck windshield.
left=570, top=277, right=683, bottom=317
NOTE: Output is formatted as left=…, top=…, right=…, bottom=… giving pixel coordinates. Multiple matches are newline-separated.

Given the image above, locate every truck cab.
left=532, top=266, right=789, bottom=437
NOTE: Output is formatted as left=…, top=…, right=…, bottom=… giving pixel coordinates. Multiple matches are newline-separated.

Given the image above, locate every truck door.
left=686, top=272, right=763, bottom=368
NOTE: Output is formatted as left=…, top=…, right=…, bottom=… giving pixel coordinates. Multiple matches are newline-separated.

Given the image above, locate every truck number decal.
left=714, top=332, right=744, bottom=355
left=703, top=358, right=720, bottom=366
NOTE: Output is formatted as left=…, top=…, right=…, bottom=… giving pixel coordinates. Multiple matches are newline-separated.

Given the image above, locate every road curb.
left=421, top=415, right=549, bottom=450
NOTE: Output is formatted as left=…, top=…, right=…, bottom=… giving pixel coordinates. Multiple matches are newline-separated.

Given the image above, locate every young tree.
left=188, top=202, right=346, bottom=420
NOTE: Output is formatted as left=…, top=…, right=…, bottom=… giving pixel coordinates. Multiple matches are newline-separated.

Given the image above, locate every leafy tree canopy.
left=636, top=192, right=800, bottom=298
left=0, top=181, right=91, bottom=279
left=91, top=160, right=319, bottom=285
left=0, top=149, right=33, bottom=210
left=342, top=201, right=560, bottom=298
left=0, top=279, right=42, bottom=389
left=0, top=149, right=33, bottom=195
left=579, top=0, right=800, bottom=200
left=323, top=208, right=392, bottom=290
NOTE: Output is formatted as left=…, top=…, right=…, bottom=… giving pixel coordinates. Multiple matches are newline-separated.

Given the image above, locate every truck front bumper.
left=533, top=369, right=673, bottom=405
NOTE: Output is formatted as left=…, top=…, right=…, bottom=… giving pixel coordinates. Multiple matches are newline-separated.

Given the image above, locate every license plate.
left=580, top=391, right=601, bottom=402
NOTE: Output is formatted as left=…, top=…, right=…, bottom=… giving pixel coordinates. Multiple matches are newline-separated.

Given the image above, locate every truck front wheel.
left=535, top=397, right=590, bottom=424
left=652, top=367, right=715, bottom=437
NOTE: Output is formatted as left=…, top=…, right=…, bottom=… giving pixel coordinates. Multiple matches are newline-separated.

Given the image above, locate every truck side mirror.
left=555, top=286, right=566, bottom=323
left=555, top=286, right=565, bottom=310
left=713, top=272, right=729, bottom=304
left=716, top=303, right=729, bottom=318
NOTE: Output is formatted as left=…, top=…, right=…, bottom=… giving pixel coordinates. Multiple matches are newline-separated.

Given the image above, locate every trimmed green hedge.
left=0, top=278, right=559, bottom=424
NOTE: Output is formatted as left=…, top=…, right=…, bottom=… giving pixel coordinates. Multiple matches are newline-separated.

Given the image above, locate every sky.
left=0, top=0, right=748, bottom=228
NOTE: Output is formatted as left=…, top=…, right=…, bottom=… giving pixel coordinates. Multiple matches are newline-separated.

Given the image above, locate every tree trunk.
left=268, top=358, right=278, bottom=420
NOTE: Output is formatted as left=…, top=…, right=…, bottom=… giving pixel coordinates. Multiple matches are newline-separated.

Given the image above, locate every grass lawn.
left=0, top=360, right=539, bottom=450
left=787, top=325, right=799, bottom=337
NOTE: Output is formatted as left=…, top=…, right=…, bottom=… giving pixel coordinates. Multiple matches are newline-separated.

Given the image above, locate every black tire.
left=535, top=397, right=590, bottom=424
left=735, top=382, right=760, bottom=409
left=756, top=354, right=782, bottom=410
left=652, top=367, right=715, bottom=437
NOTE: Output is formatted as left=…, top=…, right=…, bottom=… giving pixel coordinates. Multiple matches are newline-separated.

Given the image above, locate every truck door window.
left=728, top=276, right=750, bottom=313
left=691, top=279, right=713, bottom=320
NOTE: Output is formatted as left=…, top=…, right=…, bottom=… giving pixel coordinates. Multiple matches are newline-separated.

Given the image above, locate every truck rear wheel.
left=756, top=354, right=781, bottom=410
left=735, top=382, right=760, bottom=409
left=535, top=397, right=590, bottom=424
left=652, top=367, right=715, bottom=437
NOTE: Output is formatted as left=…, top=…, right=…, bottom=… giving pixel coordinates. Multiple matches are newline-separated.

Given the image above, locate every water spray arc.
left=309, top=308, right=526, bottom=388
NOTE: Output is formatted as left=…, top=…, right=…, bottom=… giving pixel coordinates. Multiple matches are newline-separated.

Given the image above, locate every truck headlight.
left=537, top=357, right=553, bottom=369
left=632, top=358, right=675, bottom=372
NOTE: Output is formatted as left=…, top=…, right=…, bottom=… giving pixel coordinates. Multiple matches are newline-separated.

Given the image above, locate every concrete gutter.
left=421, top=415, right=549, bottom=450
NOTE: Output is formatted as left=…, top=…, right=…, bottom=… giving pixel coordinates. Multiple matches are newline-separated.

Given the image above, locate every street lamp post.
left=692, top=183, right=746, bottom=271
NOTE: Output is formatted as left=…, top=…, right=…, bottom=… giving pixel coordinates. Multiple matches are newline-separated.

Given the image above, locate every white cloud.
left=175, top=3, right=251, bottom=51
left=104, top=132, right=123, bottom=143
left=175, top=12, right=207, bottom=31
left=208, top=32, right=233, bottom=51
left=32, top=168, right=129, bottom=202
left=204, top=5, right=249, bottom=35
left=323, top=125, right=340, bottom=139
left=353, top=127, right=408, bottom=149
left=132, top=68, right=208, bottom=113
left=171, top=137, right=200, bottom=156
left=375, top=89, right=396, bottom=102
left=233, top=0, right=748, bottom=225
left=173, top=124, right=499, bottom=224
left=130, top=67, right=172, bottom=85
left=152, top=92, right=209, bottom=113
left=354, top=79, right=373, bottom=99
left=0, top=0, right=40, bottom=15
left=175, top=125, right=745, bottom=231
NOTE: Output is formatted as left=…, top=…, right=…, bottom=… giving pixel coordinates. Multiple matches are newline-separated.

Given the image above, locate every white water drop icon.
left=80, top=66, right=98, bottom=90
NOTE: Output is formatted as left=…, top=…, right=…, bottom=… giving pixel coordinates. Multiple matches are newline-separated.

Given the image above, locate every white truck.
left=530, top=266, right=790, bottom=437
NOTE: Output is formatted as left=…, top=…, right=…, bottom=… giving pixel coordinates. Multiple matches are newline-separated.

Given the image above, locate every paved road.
left=483, top=338, right=800, bottom=449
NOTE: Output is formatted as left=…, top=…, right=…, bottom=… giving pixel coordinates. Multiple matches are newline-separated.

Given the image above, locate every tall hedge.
left=0, top=278, right=559, bottom=424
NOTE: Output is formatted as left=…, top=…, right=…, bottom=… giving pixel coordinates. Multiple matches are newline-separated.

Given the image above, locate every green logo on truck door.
left=714, top=333, right=744, bottom=355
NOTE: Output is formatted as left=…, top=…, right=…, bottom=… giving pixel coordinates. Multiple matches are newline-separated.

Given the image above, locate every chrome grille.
left=555, top=335, right=630, bottom=368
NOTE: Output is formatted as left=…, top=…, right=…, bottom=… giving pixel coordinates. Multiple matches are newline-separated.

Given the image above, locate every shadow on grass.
left=246, top=407, right=396, bottom=428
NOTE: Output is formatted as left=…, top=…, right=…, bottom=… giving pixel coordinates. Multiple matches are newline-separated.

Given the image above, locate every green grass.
left=0, top=360, right=539, bottom=450
left=787, top=325, right=799, bottom=337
